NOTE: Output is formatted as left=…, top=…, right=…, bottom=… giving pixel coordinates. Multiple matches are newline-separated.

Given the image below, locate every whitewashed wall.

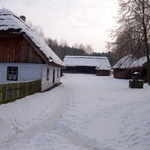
left=41, top=65, right=61, bottom=91
left=0, top=63, right=61, bottom=91
left=0, top=63, right=42, bottom=83
left=55, top=68, right=61, bottom=83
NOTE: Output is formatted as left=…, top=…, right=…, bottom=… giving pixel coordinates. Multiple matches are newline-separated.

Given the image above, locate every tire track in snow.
left=54, top=88, right=100, bottom=150
left=53, top=81, right=108, bottom=150
left=0, top=85, right=71, bottom=149
left=6, top=82, right=101, bottom=150
left=55, top=121, right=103, bottom=150
left=1, top=83, right=94, bottom=150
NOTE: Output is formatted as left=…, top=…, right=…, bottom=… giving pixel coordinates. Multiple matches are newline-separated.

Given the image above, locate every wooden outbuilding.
left=113, top=54, right=137, bottom=79
left=63, top=55, right=111, bottom=75
left=96, top=58, right=111, bottom=76
left=0, top=9, right=64, bottom=91
left=129, top=56, right=148, bottom=81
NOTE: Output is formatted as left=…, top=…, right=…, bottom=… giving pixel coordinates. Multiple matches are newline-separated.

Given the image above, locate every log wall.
left=0, top=35, right=44, bottom=64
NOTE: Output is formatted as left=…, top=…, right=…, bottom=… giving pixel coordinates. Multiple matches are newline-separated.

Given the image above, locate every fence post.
left=2, top=84, right=6, bottom=104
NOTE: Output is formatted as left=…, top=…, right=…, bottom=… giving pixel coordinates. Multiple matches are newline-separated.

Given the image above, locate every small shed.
left=130, top=56, right=148, bottom=81
left=0, top=9, right=64, bottom=91
left=113, top=54, right=137, bottom=79
left=96, top=58, right=111, bottom=76
left=63, top=55, right=111, bottom=75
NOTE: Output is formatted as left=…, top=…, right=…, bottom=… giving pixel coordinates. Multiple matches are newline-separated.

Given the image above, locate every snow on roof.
left=0, top=9, right=64, bottom=67
left=113, top=54, right=137, bottom=69
left=130, top=56, right=147, bottom=68
left=63, top=55, right=111, bottom=70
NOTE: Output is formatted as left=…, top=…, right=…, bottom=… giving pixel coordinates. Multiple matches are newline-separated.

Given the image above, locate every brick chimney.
left=20, top=15, right=26, bottom=22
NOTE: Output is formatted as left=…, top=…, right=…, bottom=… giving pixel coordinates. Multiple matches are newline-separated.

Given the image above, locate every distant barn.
left=63, top=55, right=111, bottom=76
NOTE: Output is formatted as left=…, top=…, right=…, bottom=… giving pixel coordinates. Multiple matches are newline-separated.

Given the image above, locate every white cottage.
left=0, top=9, right=64, bottom=91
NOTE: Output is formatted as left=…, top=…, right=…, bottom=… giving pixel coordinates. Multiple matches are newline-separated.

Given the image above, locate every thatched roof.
left=63, top=55, right=111, bottom=70
left=130, top=56, right=147, bottom=68
left=113, top=54, right=137, bottom=69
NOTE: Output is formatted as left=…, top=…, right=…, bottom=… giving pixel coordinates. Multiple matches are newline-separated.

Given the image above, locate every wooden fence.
left=0, top=80, right=41, bottom=104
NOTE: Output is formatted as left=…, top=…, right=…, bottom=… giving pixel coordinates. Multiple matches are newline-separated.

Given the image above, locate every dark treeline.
left=90, top=51, right=117, bottom=67
left=46, top=38, right=86, bottom=60
left=46, top=38, right=117, bottom=66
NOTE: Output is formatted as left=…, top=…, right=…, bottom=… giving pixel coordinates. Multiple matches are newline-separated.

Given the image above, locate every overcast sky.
left=1, top=0, right=118, bottom=53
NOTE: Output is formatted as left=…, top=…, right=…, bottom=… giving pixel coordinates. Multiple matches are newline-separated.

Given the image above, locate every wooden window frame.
left=7, top=66, right=18, bottom=81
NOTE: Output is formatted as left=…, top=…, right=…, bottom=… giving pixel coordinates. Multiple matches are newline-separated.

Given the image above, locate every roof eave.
left=48, top=61, right=65, bottom=69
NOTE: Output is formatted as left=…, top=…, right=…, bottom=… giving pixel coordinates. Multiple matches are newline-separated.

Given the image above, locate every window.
left=47, top=68, right=49, bottom=80
left=57, top=69, right=59, bottom=78
left=7, top=67, right=18, bottom=81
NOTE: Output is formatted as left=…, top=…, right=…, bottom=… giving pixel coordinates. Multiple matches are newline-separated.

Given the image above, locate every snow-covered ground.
left=0, top=74, right=150, bottom=150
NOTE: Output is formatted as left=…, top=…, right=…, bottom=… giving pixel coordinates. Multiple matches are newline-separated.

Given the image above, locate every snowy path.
left=0, top=74, right=150, bottom=150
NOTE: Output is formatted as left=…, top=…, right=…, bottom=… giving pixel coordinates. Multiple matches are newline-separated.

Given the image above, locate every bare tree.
left=27, top=21, right=45, bottom=38
left=111, top=0, right=150, bottom=84
left=85, top=45, right=94, bottom=54
left=60, top=39, right=68, bottom=47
